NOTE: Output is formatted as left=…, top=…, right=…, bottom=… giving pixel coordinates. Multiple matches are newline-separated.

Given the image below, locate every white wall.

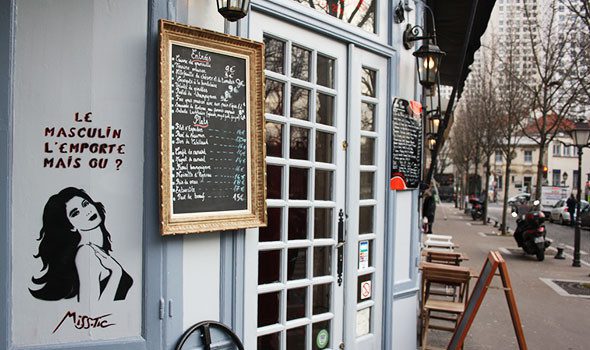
left=392, top=296, right=418, bottom=350
left=12, top=0, right=146, bottom=346
left=179, top=0, right=225, bottom=329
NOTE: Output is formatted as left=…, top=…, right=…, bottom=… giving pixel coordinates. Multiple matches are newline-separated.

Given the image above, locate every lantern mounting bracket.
left=403, top=24, right=434, bottom=49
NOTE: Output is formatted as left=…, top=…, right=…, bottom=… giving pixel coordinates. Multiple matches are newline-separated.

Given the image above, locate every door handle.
left=337, top=209, right=346, bottom=286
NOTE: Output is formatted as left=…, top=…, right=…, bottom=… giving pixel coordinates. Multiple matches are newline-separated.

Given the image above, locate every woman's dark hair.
left=29, top=187, right=111, bottom=301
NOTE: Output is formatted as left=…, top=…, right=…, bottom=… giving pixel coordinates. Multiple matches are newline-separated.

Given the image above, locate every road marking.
left=546, top=247, right=590, bottom=267
left=466, top=223, right=472, bottom=226
left=539, top=278, right=590, bottom=299
left=477, top=232, right=486, bottom=237
left=498, top=247, right=511, bottom=255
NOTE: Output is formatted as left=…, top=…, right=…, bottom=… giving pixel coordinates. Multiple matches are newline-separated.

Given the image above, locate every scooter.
left=469, top=198, right=484, bottom=220
left=512, top=200, right=550, bottom=261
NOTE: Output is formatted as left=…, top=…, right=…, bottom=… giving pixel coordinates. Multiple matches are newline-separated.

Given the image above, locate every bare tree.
left=563, top=0, right=590, bottom=111
left=449, top=110, right=474, bottom=210
left=519, top=0, right=582, bottom=200
left=490, top=27, right=532, bottom=235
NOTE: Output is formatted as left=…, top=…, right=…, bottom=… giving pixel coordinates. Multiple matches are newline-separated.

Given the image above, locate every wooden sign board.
left=447, top=251, right=527, bottom=350
left=158, top=20, right=266, bottom=234
left=390, top=98, right=422, bottom=190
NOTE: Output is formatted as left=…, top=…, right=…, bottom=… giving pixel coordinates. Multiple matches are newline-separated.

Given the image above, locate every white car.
left=549, top=199, right=589, bottom=225
left=508, top=193, right=531, bottom=206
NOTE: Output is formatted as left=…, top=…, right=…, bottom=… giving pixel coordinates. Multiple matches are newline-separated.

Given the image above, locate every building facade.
left=0, top=1, right=492, bottom=350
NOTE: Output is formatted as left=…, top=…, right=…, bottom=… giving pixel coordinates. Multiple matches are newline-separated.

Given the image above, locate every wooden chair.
left=425, top=251, right=463, bottom=266
left=420, top=263, right=471, bottom=350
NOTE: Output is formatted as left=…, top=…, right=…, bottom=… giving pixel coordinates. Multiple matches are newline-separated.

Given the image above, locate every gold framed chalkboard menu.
left=159, top=20, right=266, bottom=235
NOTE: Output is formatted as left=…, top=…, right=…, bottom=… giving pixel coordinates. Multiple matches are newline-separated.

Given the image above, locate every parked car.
left=579, top=205, right=590, bottom=228
left=549, top=199, right=589, bottom=225
left=508, top=193, right=531, bottom=205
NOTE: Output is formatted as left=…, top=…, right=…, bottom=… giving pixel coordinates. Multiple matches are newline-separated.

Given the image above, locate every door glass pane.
left=289, top=167, right=309, bottom=199
left=360, top=172, right=374, bottom=199
left=312, top=320, right=332, bottom=350
left=360, top=137, right=375, bottom=165
left=258, top=291, right=281, bottom=327
left=313, top=246, right=332, bottom=276
left=267, top=165, right=283, bottom=199
left=287, top=248, right=308, bottom=280
left=260, top=207, right=282, bottom=242
left=315, top=170, right=333, bottom=200
left=292, top=45, right=311, bottom=81
left=361, top=102, right=375, bottom=131
left=316, top=93, right=334, bottom=126
left=361, top=68, right=376, bottom=97
left=293, top=0, right=377, bottom=33
left=314, top=208, right=333, bottom=239
left=290, top=126, right=310, bottom=160
left=266, top=122, right=283, bottom=157
left=258, top=332, right=280, bottom=350
left=358, top=239, right=373, bottom=269
left=266, top=79, right=284, bottom=115
left=291, top=86, right=310, bottom=120
left=356, top=307, right=371, bottom=337
left=264, top=36, right=285, bottom=74
left=287, top=287, right=307, bottom=320
left=313, top=283, right=331, bottom=315
left=316, top=131, right=334, bottom=163
left=317, top=54, right=335, bottom=88
left=287, top=326, right=307, bottom=349
left=288, top=207, right=308, bottom=240
left=359, top=206, right=374, bottom=234
left=357, top=274, right=372, bottom=303
left=259, top=250, right=281, bottom=284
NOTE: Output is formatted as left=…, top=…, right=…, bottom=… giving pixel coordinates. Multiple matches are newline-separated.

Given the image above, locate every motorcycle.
left=469, top=198, right=484, bottom=220
left=511, top=200, right=550, bottom=261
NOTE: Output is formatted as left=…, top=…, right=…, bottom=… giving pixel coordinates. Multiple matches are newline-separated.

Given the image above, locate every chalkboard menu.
left=159, top=21, right=266, bottom=235
left=391, top=98, right=422, bottom=189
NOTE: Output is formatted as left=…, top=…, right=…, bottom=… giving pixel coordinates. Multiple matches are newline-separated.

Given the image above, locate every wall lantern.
left=570, top=119, right=590, bottom=147
left=403, top=24, right=446, bottom=88
left=426, top=135, right=437, bottom=151
left=426, top=111, right=440, bottom=135
left=217, top=0, right=250, bottom=22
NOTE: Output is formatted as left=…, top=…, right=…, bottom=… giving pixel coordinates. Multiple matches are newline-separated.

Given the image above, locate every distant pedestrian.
left=566, top=193, right=577, bottom=226
left=422, top=187, right=436, bottom=234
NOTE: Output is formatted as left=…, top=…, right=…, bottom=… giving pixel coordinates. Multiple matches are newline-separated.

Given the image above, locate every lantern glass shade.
left=217, top=0, right=250, bottom=21
left=427, top=113, right=440, bottom=134
left=413, top=43, right=445, bottom=88
left=571, top=120, right=590, bottom=147
left=427, top=135, right=437, bottom=151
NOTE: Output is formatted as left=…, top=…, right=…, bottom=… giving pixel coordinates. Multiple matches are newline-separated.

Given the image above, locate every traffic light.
left=543, top=166, right=548, bottom=178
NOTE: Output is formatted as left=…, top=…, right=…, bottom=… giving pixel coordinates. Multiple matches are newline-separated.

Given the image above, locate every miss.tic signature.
left=53, top=311, right=115, bottom=333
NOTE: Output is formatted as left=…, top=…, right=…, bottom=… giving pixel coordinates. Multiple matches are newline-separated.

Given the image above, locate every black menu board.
left=391, top=98, right=422, bottom=189
left=159, top=21, right=266, bottom=235
left=170, top=43, right=247, bottom=214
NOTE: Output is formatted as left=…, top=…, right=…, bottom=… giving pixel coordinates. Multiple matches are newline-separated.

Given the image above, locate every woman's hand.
left=89, top=243, right=122, bottom=273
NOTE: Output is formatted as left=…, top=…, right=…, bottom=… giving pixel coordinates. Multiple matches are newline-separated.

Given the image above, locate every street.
left=426, top=202, right=590, bottom=349
left=484, top=202, right=590, bottom=265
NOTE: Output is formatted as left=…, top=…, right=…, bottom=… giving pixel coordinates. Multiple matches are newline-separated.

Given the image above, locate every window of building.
left=495, top=150, right=503, bottom=163
left=524, top=150, right=532, bottom=163
left=294, top=0, right=377, bottom=33
left=573, top=170, right=579, bottom=188
left=563, top=145, right=571, bottom=157
left=552, top=169, right=561, bottom=186
left=553, top=143, right=561, bottom=156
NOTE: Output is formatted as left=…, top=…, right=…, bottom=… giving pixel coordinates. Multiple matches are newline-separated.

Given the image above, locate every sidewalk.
left=421, top=203, right=590, bottom=350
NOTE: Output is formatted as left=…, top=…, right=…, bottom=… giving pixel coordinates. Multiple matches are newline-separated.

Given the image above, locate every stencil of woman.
left=30, top=187, right=133, bottom=302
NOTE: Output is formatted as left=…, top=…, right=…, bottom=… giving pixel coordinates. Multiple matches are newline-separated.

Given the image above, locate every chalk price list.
left=391, top=106, right=421, bottom=188
left=170, top=44, right=248, bottom=213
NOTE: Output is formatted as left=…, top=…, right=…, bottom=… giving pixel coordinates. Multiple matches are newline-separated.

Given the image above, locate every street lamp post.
left=569, top=119, right=590, bottom=267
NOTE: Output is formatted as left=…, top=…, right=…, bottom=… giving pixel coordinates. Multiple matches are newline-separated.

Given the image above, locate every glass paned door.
left=252, top=13, right=347, bottom=350
left=250, top=13, right=388, bottom=350
left=343, top=48, right=387, bottom=349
